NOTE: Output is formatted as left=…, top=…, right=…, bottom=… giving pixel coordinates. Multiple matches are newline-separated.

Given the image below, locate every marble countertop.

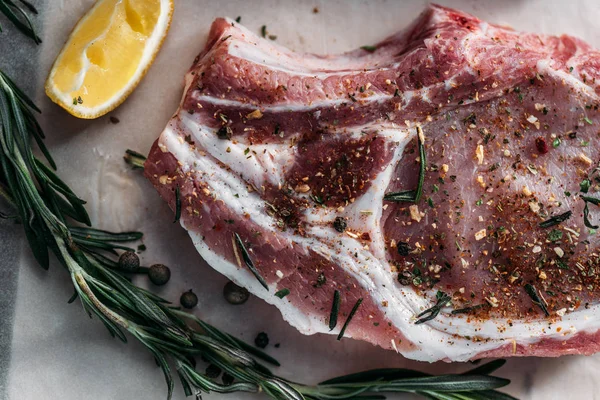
left=2, top=1, right=600, bottom=399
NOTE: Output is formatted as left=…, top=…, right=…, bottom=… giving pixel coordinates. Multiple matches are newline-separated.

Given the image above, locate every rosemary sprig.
left=0, top=60, right=516, bottom=400
left=384, top=126, right=426, bottom=203
left=0, top=0, right=41, bottom=43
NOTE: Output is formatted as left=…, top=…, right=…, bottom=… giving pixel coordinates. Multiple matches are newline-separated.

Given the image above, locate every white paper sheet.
left=5, top=1, right=600, bottom=399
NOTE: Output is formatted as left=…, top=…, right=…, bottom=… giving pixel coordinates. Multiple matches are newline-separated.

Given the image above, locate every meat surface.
left=145, top=4, right=600, bottom=361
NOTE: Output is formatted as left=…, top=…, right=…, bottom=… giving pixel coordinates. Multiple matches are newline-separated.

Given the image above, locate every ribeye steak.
left=145, top=5, right=600, bottom=361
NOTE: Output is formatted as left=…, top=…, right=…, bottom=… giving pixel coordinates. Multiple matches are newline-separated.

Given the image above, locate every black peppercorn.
left=333, top=216, right=347, bottom=233
left=397, top=241, right=411, bottom=256
left=223, top=281, right=249, bottom=305
left=216, top=126, right=233, bottom=140
left=148, top=264, right=171, bottom=286
left=254, top=332, right=269, bottom=349
left=118, top=251, right=140, bottom=272
left=180, top=289, right=198, bottom=309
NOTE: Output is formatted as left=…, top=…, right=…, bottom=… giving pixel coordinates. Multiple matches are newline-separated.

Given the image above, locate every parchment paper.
left=4, top=1, right=600, bottom=399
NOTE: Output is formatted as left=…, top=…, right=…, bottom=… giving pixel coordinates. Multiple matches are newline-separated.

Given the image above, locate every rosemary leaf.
left=384, top=126, right=426, bottom=203
left=174, top=185, right=181, bottom=223
left=234, top=232, right=269, bottom=290
left=538, top=210, right=572, bottom=228
left=0, top=0, right=41, bottom=43
left=524, top=284, right=549, bottom=316
left=337, top=297, right=363, bottom=340
left=329, top=290, right=340, bottom=331
left=124, top=149, right=146, bottom=169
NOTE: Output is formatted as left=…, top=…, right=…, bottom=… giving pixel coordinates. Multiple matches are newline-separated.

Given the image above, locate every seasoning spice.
left=223, top=281, right=250, bottom=305
left=118, top=251, right=140, bottom=272
left=148, top=264, right=171, bottom=286
left=180, top=289, right=198, bottom=309
left=254, top=332, right=269, bottom=348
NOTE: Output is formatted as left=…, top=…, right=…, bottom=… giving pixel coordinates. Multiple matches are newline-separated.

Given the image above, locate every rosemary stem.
left=57, top=237, right=131, bottom=329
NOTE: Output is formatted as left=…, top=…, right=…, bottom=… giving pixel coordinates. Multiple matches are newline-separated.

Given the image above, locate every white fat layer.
left=180, top=113, right=294, bottom=188
left=161, top=111, right=600, bottom=361
left=226, top=24, right=401, bottom=75
left=192, top=86, right=433, bottom=115
left=193, top=92, right=392, bottom=112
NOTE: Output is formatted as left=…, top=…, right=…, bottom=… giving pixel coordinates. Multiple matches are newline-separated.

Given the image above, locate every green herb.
left=556, top=260, right=569, bottom=270
left=348, top=93, right=357, bottom=102
left=582, top=196, right=600, bottom=229
left=221, top=34, right=232, bottom=42
left=539, top=210, right=572, bottom=228
left=552, top=138, right=561, bottom=148
left=235, top=16, right=241, bottom=23
left=244, top=147, right=250, bottom=155
left=427, top=197, right=434, bottom=208
left=337, top=297, right=363, bottom=340
left=72, top=97, right=77, bottom=105
left=547, top=229, right=563, bottom=242
left=476, top=198, right=483, bottom=206
left=234, top=233, right=269, bottom=290
left=260, top=25, right=267, bottom=37
left=360, top=45, right=377, bottom=52
left=123, top=149, right=147, bottom=169
left=415, top=292, right=451, bottom=324
left=309, top=193, right=324, bottom=205
left=329, top=290, right=340, bottom=331
left=432, top=184, right=439, bottom=193
left=580, top=179, right=592, bottom=193
left=0, top=0, right=41, bottom=43
left=384, top=127, right=426, bottom=203
left=394, top=88, right=400, bottom=97
left=570, top=66, right=574, bottom=72
left=584, top=117, right=593, bottom=125
left=173, top=186, right=181, bottom=223
left=274, top=288, right=290, bottom=299
left=524, top=284, right=549, bottom=316
left=451, top=304, right=486, bottom=315
left=0, top=36, right=517, bottom=400
left=582, top=140, right=590, bottom=147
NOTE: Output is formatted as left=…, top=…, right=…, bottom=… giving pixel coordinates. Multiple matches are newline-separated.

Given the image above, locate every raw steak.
left=145, top=4, right=600, bottom=361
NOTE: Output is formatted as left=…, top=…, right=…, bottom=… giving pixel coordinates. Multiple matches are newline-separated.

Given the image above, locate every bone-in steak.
left=145, top=5, right=600, bottom=361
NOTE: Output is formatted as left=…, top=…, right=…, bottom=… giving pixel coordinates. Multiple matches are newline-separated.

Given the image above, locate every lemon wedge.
left=45, top=0, right=174, bottom=119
